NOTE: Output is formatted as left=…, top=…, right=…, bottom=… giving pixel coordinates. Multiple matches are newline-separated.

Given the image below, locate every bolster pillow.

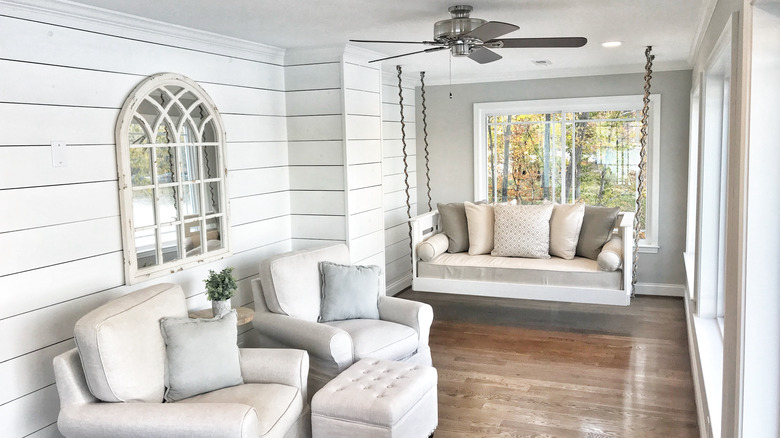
left=416, top=233, right=449, bottom=261
left=597, top=234, right=624, bottom=271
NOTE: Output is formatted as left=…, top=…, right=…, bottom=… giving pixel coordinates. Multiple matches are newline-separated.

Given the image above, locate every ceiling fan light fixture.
left=602, top=41, right=622, bottom=48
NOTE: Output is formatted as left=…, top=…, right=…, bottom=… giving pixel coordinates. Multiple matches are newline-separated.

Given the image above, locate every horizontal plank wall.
left=0, top=2, right=291, bottom=437
left=382, top=68, right=419, bottom=295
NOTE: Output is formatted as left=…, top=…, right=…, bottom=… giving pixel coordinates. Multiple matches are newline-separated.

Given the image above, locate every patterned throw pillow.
left=491, top=203, right=554, bottom=259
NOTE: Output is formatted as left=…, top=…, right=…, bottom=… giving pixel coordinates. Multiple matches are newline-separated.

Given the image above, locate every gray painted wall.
left=414, top=70, right=691, bottom=286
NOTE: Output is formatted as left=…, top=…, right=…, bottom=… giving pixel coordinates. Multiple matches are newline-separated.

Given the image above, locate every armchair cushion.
left=73, top=283, right=187, bottom=403
left=259, top=244, right=351, bottom=322
left=160, top=310, right=244, bottom=402
left=324, top=319, right=418, bottom=361
left=318, top=262, right=381, bottom=322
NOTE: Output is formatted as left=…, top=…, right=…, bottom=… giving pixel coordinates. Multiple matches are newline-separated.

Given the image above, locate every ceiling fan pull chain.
left=449, top=55, right=453, bottom=99
left=632, top=45, right=654, bottom=298
left=420, top=71, right=432, bottom=212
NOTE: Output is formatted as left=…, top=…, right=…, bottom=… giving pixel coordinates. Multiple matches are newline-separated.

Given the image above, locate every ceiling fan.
left=351, top=5, right=587, bottom=64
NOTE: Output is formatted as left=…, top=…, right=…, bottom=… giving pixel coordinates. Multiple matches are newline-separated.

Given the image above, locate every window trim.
left=473, top=95, right=660, bottom=249
left=115, top=73, right=231, bottom=285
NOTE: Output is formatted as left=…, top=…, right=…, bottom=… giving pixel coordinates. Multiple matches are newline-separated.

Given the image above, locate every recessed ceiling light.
left=532, top=59, right=552, bottom=66
left=602, top=41, right=622, bottom=48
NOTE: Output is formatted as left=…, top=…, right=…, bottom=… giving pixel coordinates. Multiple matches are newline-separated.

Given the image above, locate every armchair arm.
left=252, top=312, right=353, bottom=371
left=58, top=402, right=259, bottom=438
left=239, top=348, right=309, bottom=401
left=378, top=296, right=434, bottom=353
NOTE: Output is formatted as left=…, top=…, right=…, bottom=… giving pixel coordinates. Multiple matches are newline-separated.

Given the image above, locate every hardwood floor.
left=397, top=290, right=699, bottom=438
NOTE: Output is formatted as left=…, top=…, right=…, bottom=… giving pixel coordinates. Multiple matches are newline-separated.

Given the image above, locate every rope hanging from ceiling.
left=632, top=46, right=654, bottom=297
left=420, top=71, right=432, bottom=212
left=397, top=65, right=412, bottom=254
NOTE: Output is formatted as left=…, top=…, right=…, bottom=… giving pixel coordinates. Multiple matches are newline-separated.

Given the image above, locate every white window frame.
left=115, top=73, right=231, bottom=285
left=473, top=95, right=661, bottom=250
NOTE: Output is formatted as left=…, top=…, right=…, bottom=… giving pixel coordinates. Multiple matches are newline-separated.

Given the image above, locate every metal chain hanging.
left=397, top=66, right=412, bottom=253
left=420, top=71, right=432, bottom=212
left=632, top=46, right=654, bottom=297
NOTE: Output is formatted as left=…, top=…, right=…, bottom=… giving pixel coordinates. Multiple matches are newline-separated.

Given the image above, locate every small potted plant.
left=204, top=267, right=237, bottom=317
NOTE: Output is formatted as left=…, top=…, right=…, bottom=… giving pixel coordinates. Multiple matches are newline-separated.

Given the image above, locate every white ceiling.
left=66, top=0, right=703, bottom=84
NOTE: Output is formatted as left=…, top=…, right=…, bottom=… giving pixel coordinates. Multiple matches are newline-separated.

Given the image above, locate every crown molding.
left=687, top=0, right=719, bottom=66
left=0, top=0, right=285, bottom=64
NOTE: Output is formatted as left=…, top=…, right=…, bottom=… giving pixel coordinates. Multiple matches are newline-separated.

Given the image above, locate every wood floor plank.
left=397, top=291, right=698, bottom=437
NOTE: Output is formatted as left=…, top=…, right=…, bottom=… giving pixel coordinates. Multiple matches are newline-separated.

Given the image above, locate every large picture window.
left=474, top=96, right=659, bottom=249
left=116, top=73, right=230, bottom=284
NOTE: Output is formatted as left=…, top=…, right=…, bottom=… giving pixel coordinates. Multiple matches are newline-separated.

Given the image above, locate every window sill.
left=690, top=306, right=724, bottom=438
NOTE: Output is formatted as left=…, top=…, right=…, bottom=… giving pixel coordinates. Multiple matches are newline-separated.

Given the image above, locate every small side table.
left=188, top=306, right=255, bottom=325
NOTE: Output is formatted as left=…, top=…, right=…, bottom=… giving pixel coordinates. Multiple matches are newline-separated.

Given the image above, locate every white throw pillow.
left=416, top=233, right=449, bottom=261
left=549, top=203, right=585, bottom=260
left=464, top=201, right=495, bottom=255
left=491, top=203, right=553, bottom=259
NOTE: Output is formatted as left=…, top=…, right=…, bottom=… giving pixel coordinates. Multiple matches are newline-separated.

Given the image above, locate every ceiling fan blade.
left=468, top=47, right=502, bottom=64
left=350, top=39, right=438, bottom=45
left=463, top=21, right=519, bottom=42
left=489, top=37, right=588, bottom=48
left=368, top=46, right=448, bottom=63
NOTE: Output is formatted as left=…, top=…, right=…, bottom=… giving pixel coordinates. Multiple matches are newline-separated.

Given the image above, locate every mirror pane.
left=129, top=118, right=149, bottom=145
left=132, top=189, right=155, bottom=227
left=158, top=186, right=179, bottom=223
left=137, top=99, right=160, bottom=128
left=179, top=121, right=197, bottom=143
left=205, top=181, right=221, bottom=214
left=165, top=85, right=183, bottom=97
left=205, top=216, right=223, bottom=252
left=184, top=218, right=202, bottom=256
left=202, top=119, right=216, bottom=143
left=168, top=103, right=183, bottom=132
left=182, top=183, right=201, bottom=216
left=135, top=228, right=157, bottom=268
left=203, top=145, right=219, bottom=179
left=130, top=147, right=152, bottom=186
left=180, top=91, right=198, bottom=112
left=156, top=146, right=177, bottom=183
left=181, top=145, right=199, bottom=181
left=160, top=224, right=181, bottom=263
left=156, top=121, right=173, bottom=144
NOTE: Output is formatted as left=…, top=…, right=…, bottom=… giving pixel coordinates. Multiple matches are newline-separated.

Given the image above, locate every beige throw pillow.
left=491, top=203, right=553, bottom=259
left=464, top=201, right=495, bottom=255
left=549, top=203, right=585, bottom=260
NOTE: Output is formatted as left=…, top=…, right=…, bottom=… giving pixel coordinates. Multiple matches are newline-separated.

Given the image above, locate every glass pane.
left=180, top=91, right=198, bottom=113
left=202, top=119, right=216, bottom=143
left=203, top=145, right=219, bottom=179
left=158, top=186, right=179, bottom=223
left=135, top=228, right=157, bottom=268
left=191, top=103, right=207, bottom=129
left=129, top=118, right=149, bottom=145
left=165, top=85, right=183, bottom=96
left=130, top=147, right=152, bottom=186
left=168, top=102, right=183, bottom=132
left=156, top=146, right=177, bottom=183
left=181, top=145, right=199, bottom=181
left=137, top=99, right=159, bottom=127
left=182, top=183, right=201, bottom=216
left=160, top=224, right=181, bottom=263
left=156, top=121, right=173, bottom=144
left=179, top=121, right=197, bottom=144
left=204, top=216, right=223, bottom=252
left=184, top=219, right=201, bottom=255
left=132, top=189, right=155, bottom=227
left=205, top=181, right=221, bottom=214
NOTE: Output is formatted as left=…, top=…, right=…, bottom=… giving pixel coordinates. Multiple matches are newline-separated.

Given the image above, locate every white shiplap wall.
left=382, top=69, right=419, bottom=295
left=0, top=3, right=291, bottom=437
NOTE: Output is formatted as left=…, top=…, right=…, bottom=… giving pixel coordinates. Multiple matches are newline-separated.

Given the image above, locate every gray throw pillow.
left=319, top=262, right=381, bottom=322
left=437, top=202, right=469, bottom=253
left=160, top=310, right=244, bottom=402
left=576, top=205, right=621, bottom=260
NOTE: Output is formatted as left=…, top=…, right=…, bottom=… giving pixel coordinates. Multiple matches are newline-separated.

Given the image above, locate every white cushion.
left=549, top=203, right=585, bottom=260
left=160, top=310, right=244, bottom=402
left=598, top=234, right=624, bottom=271
left=259, top=244, right=351, bottom=322
left=74, top=283, right=187, bottom=403
left=491, top=203, right=553, bottom=259
left=416, top=233, right=449, bottom=261
left=324, top=319, right=418, bottom=361
left=464, top=201, right=495, bottom=255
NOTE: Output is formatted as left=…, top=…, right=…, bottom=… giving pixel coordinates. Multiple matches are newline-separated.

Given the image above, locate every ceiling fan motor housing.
left=434, top=5, right=485, bottom=56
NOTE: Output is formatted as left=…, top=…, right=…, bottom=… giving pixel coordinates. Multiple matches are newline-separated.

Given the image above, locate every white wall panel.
left=287, top=115, right=343, bottom=141
left=385, top=222, right=410, bottom=247
left=288, top=141, right=344, bottom=166
left=347, top=163, right=382, bottom=190
left=382, top=121, right=416, bottom=140
left=230, top=216, right=291, bottom=254
left=346, top=140, right=382, bottom=165
left=0, top=385, right=60, bottom=438
left=348, top=186, right=383, bottom=214
left=381, top=102, right=416, bottom=122
left=349, top=230, right=385, bottom=262
left=384, top=156, right=418, bottom=175
left=385, top=190, right=418, bottom=212
left=230, top=191, right=291, bottom=226
left=286, top=89, right=342, bottom=116
left=0, top=104, right=117, bottom=146
left=202, top=84, right=286, bottom=116
left=228, top=167, right=289, bottom=198
left=285, top=63, right=341, bottom=91
left=226, top=142, right=289, bottom=170
left=0, top=181, right=119, bottom=233
left=289, top=166, right=345, bottom=190
left=344, top=63, right=381, bottom=93
left=291, top=215, right=346, bottom=240
left=222, top=114, right=287, bottom=142
left=345, top=114, right=381, bottom=140
left=0, top=340, right=74, bottom=405
left=383, top=172, right=418, bottom=194
left=289, top=190, right=346, bottom=215
left=345, top=89, right=381, bottom=116
left=349, top=208, right=384, bottom=239
left=385, top=256, right=413, bottom=285
left=0, top=145, right=117, bottom=190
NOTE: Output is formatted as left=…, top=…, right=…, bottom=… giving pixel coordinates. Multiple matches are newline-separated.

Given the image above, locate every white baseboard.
left=635, top=282, right=685, bottom=297
left=386, top=274, right=412, bottom=296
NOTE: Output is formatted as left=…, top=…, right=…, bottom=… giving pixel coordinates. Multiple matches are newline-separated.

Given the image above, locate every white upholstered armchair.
left=53, top=283, right=311, bottom=438
left=251, top=244, right=434, bottom=397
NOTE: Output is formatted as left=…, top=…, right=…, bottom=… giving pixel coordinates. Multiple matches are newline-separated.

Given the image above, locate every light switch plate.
left=51, top=141, right=67, bottom=167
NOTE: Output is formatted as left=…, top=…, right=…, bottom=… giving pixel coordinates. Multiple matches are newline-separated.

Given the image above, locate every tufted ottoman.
left=311, top=358, right=438, bottom=438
